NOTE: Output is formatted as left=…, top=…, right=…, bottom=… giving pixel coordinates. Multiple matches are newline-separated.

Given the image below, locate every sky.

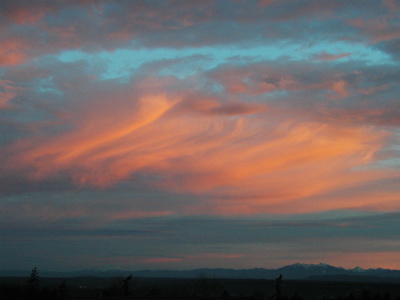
left=0, top=0, right=400, bottom=272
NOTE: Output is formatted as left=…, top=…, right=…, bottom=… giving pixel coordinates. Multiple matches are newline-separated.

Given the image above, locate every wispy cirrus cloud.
left=1, top=55, right=398, bottom=217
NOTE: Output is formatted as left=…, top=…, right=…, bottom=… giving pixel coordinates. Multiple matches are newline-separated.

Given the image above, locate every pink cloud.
left=210, top=64, right=353, bottom=99
left=1, top=0, right=399, bottom=274
left=349, top=17, right=400, bottom=42
left=179, top=95, right=267, bottom=116
left=257, top=0, right=276, bottom=8
left=142, top=257, right=181, bottom=263
left=4, top=7, right=46, bottom=25
left=186, top=253, right=244, bottom=260
left=383, top=0, right=400, bottom=12
left=0, top=39, right=29, bottom=66
left=313, top=51, right=351, bottom=62
left=358, top=84, right=389, bottom=95
left=329, top=80, right=349, bottom=99
left=330, top=251, right=400, bottom=270
left=110, top=210, right=173, bottom=220
left=0, top=1, right=218, bottom=66
left=0, top=1, right=51, bottom=25
left=0, top=80, right=21, bottom=108
left=0, top=1, right=391, bottom=68
left=210, top=66, right=298, bottom=95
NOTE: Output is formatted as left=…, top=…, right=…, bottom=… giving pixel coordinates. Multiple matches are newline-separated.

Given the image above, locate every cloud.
left=208, top=60, right=400, bottom=125
left=349, top=16, right=400, bottom=43
left=329, top=80, right=349, bottom=98
left=142, top=257, right=181, bottom=264
left=209, top=61, right=355, bottom=97
left=312, top=51, right=352, bottom=62
left=0, top=1, right=396, bottom=67
left=1, top=54, right=398, bottom=217
left=2, top=206, right=400, bottom=270
left=358, top=84, right=389, bottom=95
left=329, top=252, right=400, bottom=269
left=0, top=79, right=20, bottom=108
left=1, top=0, right=399, bottom=272
left=178, top=95, right=267, bottom=116
left=2, top=104, right=393, bottom=215
left=375, top=38, right=400, bottom=60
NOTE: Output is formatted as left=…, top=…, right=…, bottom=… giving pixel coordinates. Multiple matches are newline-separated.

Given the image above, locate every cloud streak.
left=3, top=81, right=393, bottom=214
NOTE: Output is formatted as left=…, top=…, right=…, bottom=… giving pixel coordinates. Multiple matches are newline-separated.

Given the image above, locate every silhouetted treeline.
left=0, top=268, right=68, bottom=300
left=2, top=269, right=400, bottom=300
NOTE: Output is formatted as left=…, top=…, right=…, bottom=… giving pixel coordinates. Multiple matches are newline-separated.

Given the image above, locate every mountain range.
left=3, top=263, right=400, bottom=282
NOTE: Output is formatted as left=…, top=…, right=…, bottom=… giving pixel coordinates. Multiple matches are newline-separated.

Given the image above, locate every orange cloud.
left=330, top=80, right=349, bottom=98
left=8, top=92, right=179, bottom=186
left=4, top=84, right=396, bottom=215
left=0, top=39, right=29, bottom=66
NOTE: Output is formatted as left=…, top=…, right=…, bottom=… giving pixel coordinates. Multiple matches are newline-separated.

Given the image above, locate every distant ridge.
left=2, top=263, right=400, bottom=281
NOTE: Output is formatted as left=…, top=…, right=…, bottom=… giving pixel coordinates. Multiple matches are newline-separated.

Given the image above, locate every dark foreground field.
left=1, top=276, right=400, bottom=300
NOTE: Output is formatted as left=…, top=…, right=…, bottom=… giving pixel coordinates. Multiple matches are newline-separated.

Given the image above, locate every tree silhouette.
left=270, top=274, right=283, bottom=300
left=122, top=275, right=132, bottom=296
left=103, top=275, right=134, bottom=298
left=25, top=267, right=41, bottom=300
left=58, top=280, right=69, bottom=300
left=276, top=274, right=282, bottom=300
left=26, top=267, right=40, bottom=291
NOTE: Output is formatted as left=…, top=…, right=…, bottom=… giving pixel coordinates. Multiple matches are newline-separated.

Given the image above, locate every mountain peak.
left=2, top=263, right=400, bottom=280
left=285, top=262, right=334, bottom=269
left=351, top=266, right=366, bottom=272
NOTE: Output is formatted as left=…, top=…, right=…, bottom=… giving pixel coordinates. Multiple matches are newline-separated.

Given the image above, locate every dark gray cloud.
left=376, top=38, right=400, bottom=61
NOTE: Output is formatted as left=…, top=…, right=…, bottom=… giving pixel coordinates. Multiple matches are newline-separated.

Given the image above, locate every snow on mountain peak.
left=289, top=263, right=333, bottom=269
left=351, top=266, right=366, bottom=272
